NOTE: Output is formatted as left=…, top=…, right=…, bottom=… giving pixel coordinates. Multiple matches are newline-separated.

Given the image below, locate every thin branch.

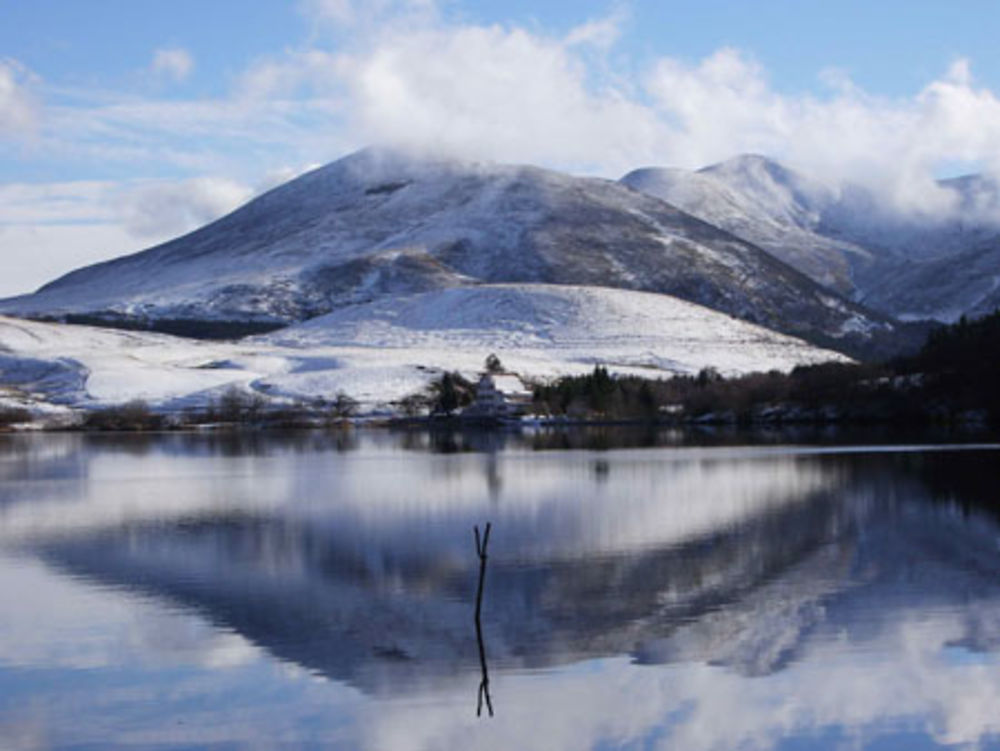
left=474, top=522, right=494, bottom=717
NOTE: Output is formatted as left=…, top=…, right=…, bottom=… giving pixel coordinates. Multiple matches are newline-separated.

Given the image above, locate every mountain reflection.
left=11, top=434, right=996, bottom=702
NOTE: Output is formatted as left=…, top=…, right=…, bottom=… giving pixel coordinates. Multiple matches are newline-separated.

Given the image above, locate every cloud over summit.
left=281, top=3, right=1000, bottom=217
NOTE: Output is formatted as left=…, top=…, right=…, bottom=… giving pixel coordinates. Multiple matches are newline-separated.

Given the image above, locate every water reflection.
left=1, top=432, right=1000, bottom=749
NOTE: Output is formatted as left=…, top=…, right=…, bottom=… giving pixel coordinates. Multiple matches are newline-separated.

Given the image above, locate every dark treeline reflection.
left=15, top=434, right=1000, bottom=698
left=393, top=423, right=999, bottom=453
left=2, top=423, right=996, bottom=466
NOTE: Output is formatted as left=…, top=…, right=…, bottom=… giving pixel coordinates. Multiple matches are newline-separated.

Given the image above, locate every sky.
left=4, top=0, right=1000, bottom=296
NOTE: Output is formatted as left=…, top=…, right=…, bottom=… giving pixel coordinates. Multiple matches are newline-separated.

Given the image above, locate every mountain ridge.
left=0, top=147, right=895, bottom=358
left=623, top=154, right=1000, bottom=323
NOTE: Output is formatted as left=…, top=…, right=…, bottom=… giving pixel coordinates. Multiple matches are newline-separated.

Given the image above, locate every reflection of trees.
left=0, top=434, right=88, bottom=506
left=484, top=453, right=502, bottom=500
left=898, top=449, right=1000, bottom=515
left=170, top=430, right=359, bottom=458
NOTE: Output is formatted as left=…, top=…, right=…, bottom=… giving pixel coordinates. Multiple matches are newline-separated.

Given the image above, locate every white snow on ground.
left=0, top=284, right=848, bottom=414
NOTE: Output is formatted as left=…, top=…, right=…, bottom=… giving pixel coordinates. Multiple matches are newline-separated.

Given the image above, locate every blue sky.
left=3, top=0, right=1000, bottom=295
left=5, top=1, right=999, bottom=100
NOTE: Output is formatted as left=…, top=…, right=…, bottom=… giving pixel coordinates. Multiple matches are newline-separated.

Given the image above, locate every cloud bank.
left=25, top=4, right=1000, bottom=193
left=324, top=14, right=1000, bottom=217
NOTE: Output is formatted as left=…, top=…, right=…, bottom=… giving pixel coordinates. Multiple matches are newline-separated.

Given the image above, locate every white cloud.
left=117, top=176, right=253, bottom=238
left=35, top=93, right=350, bottom=180
left=300, top=0, right=356, bottom=26
left=564, top=8, right=628, bottom=50
left=34, top=10, right=1000, bottom=217
left=336, top=23, right=663, bottom=174
left=256, top=162, right=322, bottom=193
left=236, top=13, right=1000, bottom=220
left=641, top=49, right=1000, bottom=216
left=299, top=0, right=438, bottom=29
left=0, top=222, right=142, bottom=297
left=0, top=181, right=130, bottom=296
left=0, top=177, right=254, bottom=297
left=0, top=58, right=39, bottom=138
left=328, top=19, right=1000, bottom=217
left=237, top=50, right=342, bottom=100
left=151, top=48, right=194, bottom=82
left=0, top=181, right=117, bottom=225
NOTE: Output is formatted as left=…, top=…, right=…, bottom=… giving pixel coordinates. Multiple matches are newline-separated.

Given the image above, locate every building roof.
left=484, top=373, right=532, bottom=397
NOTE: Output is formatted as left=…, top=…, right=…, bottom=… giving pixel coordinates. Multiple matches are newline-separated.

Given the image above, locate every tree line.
left=528, top=311, right=1000, bottom=426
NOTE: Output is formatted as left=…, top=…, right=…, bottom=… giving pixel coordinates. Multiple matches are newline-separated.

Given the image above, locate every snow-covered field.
left=0, top=284, right=848, bottom=416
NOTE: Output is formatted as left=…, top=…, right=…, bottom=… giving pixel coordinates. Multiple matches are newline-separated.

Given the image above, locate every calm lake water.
left=2, top=428, right=1000, bottom=750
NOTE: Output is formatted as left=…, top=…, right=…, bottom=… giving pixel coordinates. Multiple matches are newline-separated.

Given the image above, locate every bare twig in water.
left=474, top=522, right=493, bottom=718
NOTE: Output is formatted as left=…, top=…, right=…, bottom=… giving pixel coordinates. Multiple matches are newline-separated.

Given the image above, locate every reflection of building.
left=464, top=373, right=533, bottom=419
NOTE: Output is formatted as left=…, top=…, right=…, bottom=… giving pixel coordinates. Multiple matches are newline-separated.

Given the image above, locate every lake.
left=2, top=428, right=1000, bottom=750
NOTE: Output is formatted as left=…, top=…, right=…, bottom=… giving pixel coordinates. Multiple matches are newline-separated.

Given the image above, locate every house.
left=464, top=372, right=534, bottom=418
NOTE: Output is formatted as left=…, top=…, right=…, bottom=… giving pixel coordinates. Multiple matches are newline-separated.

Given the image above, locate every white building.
left=466, top=372, right=534, bottom=418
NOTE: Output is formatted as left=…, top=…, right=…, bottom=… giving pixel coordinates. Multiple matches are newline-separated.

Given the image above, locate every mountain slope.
left=0, top=148, right=891, bottom=354
left=622, top=155, right=874, bottom=295
left=266, top=283, right=849, bottom=375
left=863, top=242, right=1000, bottom=321
left=623, top=155, right=1000, bottom=323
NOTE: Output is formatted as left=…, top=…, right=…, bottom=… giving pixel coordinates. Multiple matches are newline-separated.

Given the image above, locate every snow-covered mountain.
left=0, top=148, right=891, bottom=354
left=623, top=155, right=872, bottom=296
left=862, top=242, right=1000, bottom=321
left=623, top=155, right=1000, bottom=323
left=0, top=285, right=848, bottom=412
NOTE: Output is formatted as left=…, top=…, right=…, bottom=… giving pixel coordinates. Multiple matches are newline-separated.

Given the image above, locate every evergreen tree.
left=436, top=372, right=459, bottom=414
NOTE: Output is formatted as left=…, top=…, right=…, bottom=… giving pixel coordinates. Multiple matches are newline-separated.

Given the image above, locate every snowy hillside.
left=624, top=155, right=1000, bottom=323
left=0, top=285, right=847, bottom=413
left=266, top=284, right=849, bottom=373
left=622, top=156, right=873, bottom=295
left=862, top=242, right=1000, bottom=322
left=0, top=148, right=889, bottom=353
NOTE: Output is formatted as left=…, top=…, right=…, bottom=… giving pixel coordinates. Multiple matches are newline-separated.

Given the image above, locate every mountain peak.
left=703, top=153, right=779, bottom=170
left=699, top=154, right=803, bottom=189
